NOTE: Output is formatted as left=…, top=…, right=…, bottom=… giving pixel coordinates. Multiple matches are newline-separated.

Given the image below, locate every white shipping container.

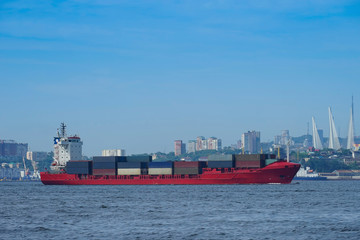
left=148, top=168, right=172, bottom=175
left=117, top=168, right=141, bottom=175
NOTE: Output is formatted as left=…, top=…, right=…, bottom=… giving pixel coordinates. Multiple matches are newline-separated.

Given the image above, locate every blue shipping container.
left=66, top=167, right=91, bottom=175
left=66, top=161, right=91, bottom=168
left=148, top=162, right=173, bottom=168
left=207, top=161, right=234, bottom=168
left=93, top=156, right=126, bottom=163
left=117, top=162, right=148, bottom=169
left=127, top=156, right=152, bottom=162
left=93, top=162, right=116, bottom=169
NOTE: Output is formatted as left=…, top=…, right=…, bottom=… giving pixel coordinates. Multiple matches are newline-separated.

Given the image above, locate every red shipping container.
left=235, top=160, right=262, bottom=168
left=174, top=162, right=199, bottom=168
left=92, top=169, right=116, bottom=176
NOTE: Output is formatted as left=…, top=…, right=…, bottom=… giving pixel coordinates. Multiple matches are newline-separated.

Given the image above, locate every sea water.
left=1, top=181, right=359, bottom=240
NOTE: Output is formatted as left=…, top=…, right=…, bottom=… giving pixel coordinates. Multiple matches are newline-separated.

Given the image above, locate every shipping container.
left=117, top=168, right=142, bottom=176
left=265, top=159, right=278, bottom=166
left=235, top=160, right=264, bottom=168
left=174, top=161, right=200, bottom=168
left=269, top=154, right=277, bottom=159
left=66, top=161, right=92, bottom=174
left=208, top=154, right=234, bottom=161
left=234, top=154, right=268, bottom=161
left=199, top=161, right=208, bottom=168
left=66, top=160, right=92, bottom=168
left=148, top=162, right=173, bottom=168
left=174, top=167, right=199, bottom=175
left=93, top=162, right=116, bottom=169
left=93, top=156, right=126, bottom=162
left=117, top=162, right=148, bottom=169
left=66, top=168, right=91, bottom=175
left=207, top=161, right=234, bottom=168
left=127, top=155, right=152, bottom=162
left=148, top=168, right=173, bottom=175
left=92, top=169, right=116, bottom=176
left=116, top=156, right=127, bottom=162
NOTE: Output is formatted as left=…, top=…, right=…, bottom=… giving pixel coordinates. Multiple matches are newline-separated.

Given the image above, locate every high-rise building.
left=274, top=135, right=281, bottom=145
left=187, top=140, right=196, bottom=153
left=0, top=140, right=28, bottom=158
left=207, top=137, right=222, bottom=151
left=180, top=137, right=224, bottom=152
left=281, top=130, right=290, bottom=145
left=237, top=140, right=242, bottom=149
left=196, top=136, right=205, bottom=151
left=102, top=149, right=126, bottom=156
left=182, top=143, right=186, bottom=154
left=174, top=140, right=186, bottom=156
left=241, top=131, right=261, bottom=153
left=201, top=139, right=208, bottom=150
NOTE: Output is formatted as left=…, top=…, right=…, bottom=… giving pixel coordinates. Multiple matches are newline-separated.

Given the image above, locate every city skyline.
left=1, top=1, right=360, bottom=155
left=2, top=121, right=357, bottom=159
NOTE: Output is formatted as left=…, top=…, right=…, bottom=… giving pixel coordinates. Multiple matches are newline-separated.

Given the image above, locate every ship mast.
left=60, top=122, right=67, bottom=138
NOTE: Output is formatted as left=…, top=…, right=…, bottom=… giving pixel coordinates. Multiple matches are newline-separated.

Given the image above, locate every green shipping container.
left=265, top=159, right=278, bottom=166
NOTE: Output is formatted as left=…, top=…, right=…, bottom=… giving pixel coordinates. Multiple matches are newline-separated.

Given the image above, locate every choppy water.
left=1, top=181, right=360, bottom=240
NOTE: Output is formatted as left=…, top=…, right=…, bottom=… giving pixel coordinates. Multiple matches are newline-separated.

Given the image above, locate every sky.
left=1, top=0, right=360, bottom=156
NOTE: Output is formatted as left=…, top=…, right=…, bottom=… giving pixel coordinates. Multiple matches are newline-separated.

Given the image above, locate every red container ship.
left=40, top=124, right=300, bottom=185
left=41, top=161, right=300, bottom=185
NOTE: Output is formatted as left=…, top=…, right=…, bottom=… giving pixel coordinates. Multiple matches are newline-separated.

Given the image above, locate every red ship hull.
left=40, top=162, right=300, bottom=185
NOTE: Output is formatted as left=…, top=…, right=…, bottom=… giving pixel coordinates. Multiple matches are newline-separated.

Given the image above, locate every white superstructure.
left=296, top=167, right=321, bottom=178
left=51, top=123, right=83, bottom=171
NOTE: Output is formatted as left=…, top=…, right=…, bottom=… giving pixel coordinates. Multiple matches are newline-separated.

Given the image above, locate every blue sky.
left=1, top=0, right=360, bottom=156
